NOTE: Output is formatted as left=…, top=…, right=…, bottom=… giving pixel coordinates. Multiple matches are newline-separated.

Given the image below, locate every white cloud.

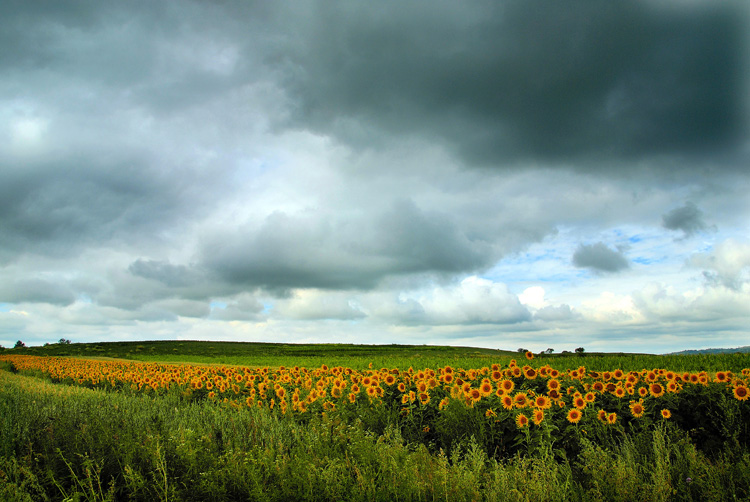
left=690, top=239, right=750, bottom=289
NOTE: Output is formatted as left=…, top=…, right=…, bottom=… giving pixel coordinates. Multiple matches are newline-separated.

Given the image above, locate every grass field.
left=1, top=340, right=749, bottom=501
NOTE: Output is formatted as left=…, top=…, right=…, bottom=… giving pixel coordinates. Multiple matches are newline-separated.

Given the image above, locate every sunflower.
left=516, top=413, right=529, bottom=428
left=534, top=395, right=551, bottom=409
left=348, top=392, right=356, bottom=403
left=514, top=392, right=529, bottom=408
left=485, top=408, right=497, bottom=418
left=439, top=397, right=450, bottom=410
left=502, top=395, right=514, bottom=410
left=418, top=392, right=431, bottom=405
left=469, top=388, right=482, bottom=402
left=592, top=381, right=605, bottom=393
left=614, top=387, right=626, bottom=398
left=661, top=409, right=671, bottom=419
left=649, top=383, right=665, bottom=398
left=524, top=367, right=537, bottom=380
left=733, top=385, right=749, bottom=401
left=525, top=351, right=534, bottom=360
left=533, top=409, right=544, bottom=425
left=480, top=381, right=494, bottom=397
left=597, top=409, right=607, bottom=422
left=584, top=392, right=596, bottom=403
left=566, top=409, right=582, bottom=424
left=491, top=370, right=503, bottom=381
left=629, top=399, right=645, bottom=418
left=573, top=396, right=587, bottom=410
left=638, top=386, right=649, bottom=398
left=606, top=412, right=617, bottom=425
left=499, top=379, right=515, bottom=394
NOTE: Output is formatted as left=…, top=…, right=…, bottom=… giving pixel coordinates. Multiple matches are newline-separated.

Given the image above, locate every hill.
left=669, top=345, right=750, bottom=355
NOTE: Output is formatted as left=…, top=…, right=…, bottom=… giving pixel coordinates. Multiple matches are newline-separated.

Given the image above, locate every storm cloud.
left=275, top=0, right=745, bottom=168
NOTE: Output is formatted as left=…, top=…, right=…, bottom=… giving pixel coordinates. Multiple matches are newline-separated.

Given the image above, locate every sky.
left=1, top=0, right=749, bottom=354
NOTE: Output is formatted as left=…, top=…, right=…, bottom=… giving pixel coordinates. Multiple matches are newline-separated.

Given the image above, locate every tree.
left=545, top=348, right=554, bottom=354
left=575, top=347, right=586, bottom=355
left=14, top=340, right=26, bottom=349
left=58, top=338, right=72, bottom=345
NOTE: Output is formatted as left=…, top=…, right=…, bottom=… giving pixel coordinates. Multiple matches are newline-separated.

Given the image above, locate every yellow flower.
left=629, top=399, right=645, bottom=418
left=661, top=409, right=671, bottom=419
left=733, top=385, right=749, bottom=401
left=566, top=409, right=582, bottom=424
left=649, top=382, right=665, bottom=398
left=533, top=409, right=544, bottom=425
left=516, top=413, right=529, bottom=428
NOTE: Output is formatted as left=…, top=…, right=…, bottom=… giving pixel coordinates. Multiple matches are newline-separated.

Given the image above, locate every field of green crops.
left=1, top=341, right=749, bottom=501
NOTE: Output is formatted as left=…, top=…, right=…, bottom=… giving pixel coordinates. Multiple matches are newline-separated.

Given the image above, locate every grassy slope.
left=4, top=340, right=749, bottom=372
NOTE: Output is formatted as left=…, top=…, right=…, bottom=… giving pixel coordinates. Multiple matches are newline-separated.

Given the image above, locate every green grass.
left=6, top=340, right=750, bottom=372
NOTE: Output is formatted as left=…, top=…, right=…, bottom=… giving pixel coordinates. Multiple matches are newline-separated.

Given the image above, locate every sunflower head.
left=516, top=413, right=530, bottom=428
left=566, top=409, right=582, bottom=424
left=734, top=385, right=749, bottom=401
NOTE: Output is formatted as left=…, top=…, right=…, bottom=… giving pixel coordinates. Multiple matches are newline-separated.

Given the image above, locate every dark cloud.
left=662, top=202, right=708, bottom=236
left=274, top=0, right=745, bottom=167
left=128, top=259, right=205, bottom=289
left=573, top=242, right=629, bottom=273
left=202, top=200, right=498, bottom=291
left=0, top=159, right=202, bottom=263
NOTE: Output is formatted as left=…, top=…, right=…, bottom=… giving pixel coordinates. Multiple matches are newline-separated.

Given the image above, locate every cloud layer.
left=1, top=0, right=749, bottom=353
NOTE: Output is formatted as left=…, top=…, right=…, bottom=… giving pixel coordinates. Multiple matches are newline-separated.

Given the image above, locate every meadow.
left=1, top=341, right=749, bottom=501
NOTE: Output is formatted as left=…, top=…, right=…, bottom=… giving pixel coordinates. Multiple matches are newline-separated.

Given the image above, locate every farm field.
left=1, top=341, right=749, bottom=501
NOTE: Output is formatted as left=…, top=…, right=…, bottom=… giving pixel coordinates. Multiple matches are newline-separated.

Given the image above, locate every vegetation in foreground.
left=0, top=344, right=749, bottom=501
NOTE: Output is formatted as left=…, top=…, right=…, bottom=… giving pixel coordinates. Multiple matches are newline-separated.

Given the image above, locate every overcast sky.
left=2, top=0, right=749, bottom=353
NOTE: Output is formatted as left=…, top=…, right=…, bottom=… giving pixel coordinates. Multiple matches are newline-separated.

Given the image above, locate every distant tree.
left=58, top=338, right=72, bottom=345
left=545, top=348, right=554, bottom=354
left=517, top=348, right=528, bottom=353
left=575, top=347, right=586, bottom=355
left=14, top=340, right=26, bottom=349
left=561, top=350, right=571, bottom=355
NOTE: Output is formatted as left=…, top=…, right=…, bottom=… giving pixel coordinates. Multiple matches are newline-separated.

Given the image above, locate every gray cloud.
left=0, top=278, right=76, bottom=306
left=274, top=0, right=745, bottom=168
left=573, top=242, right=630, bottom=273
left=202, top=200, right=498, bottom=291
left=534, top=304, right=575, bottom=322
left=128, top=259, right=205, bottom=289
left=662, top=202, right=708, bottom=236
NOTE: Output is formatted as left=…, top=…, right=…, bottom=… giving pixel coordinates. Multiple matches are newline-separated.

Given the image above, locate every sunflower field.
left=1, top=349, right=749, bottom=501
